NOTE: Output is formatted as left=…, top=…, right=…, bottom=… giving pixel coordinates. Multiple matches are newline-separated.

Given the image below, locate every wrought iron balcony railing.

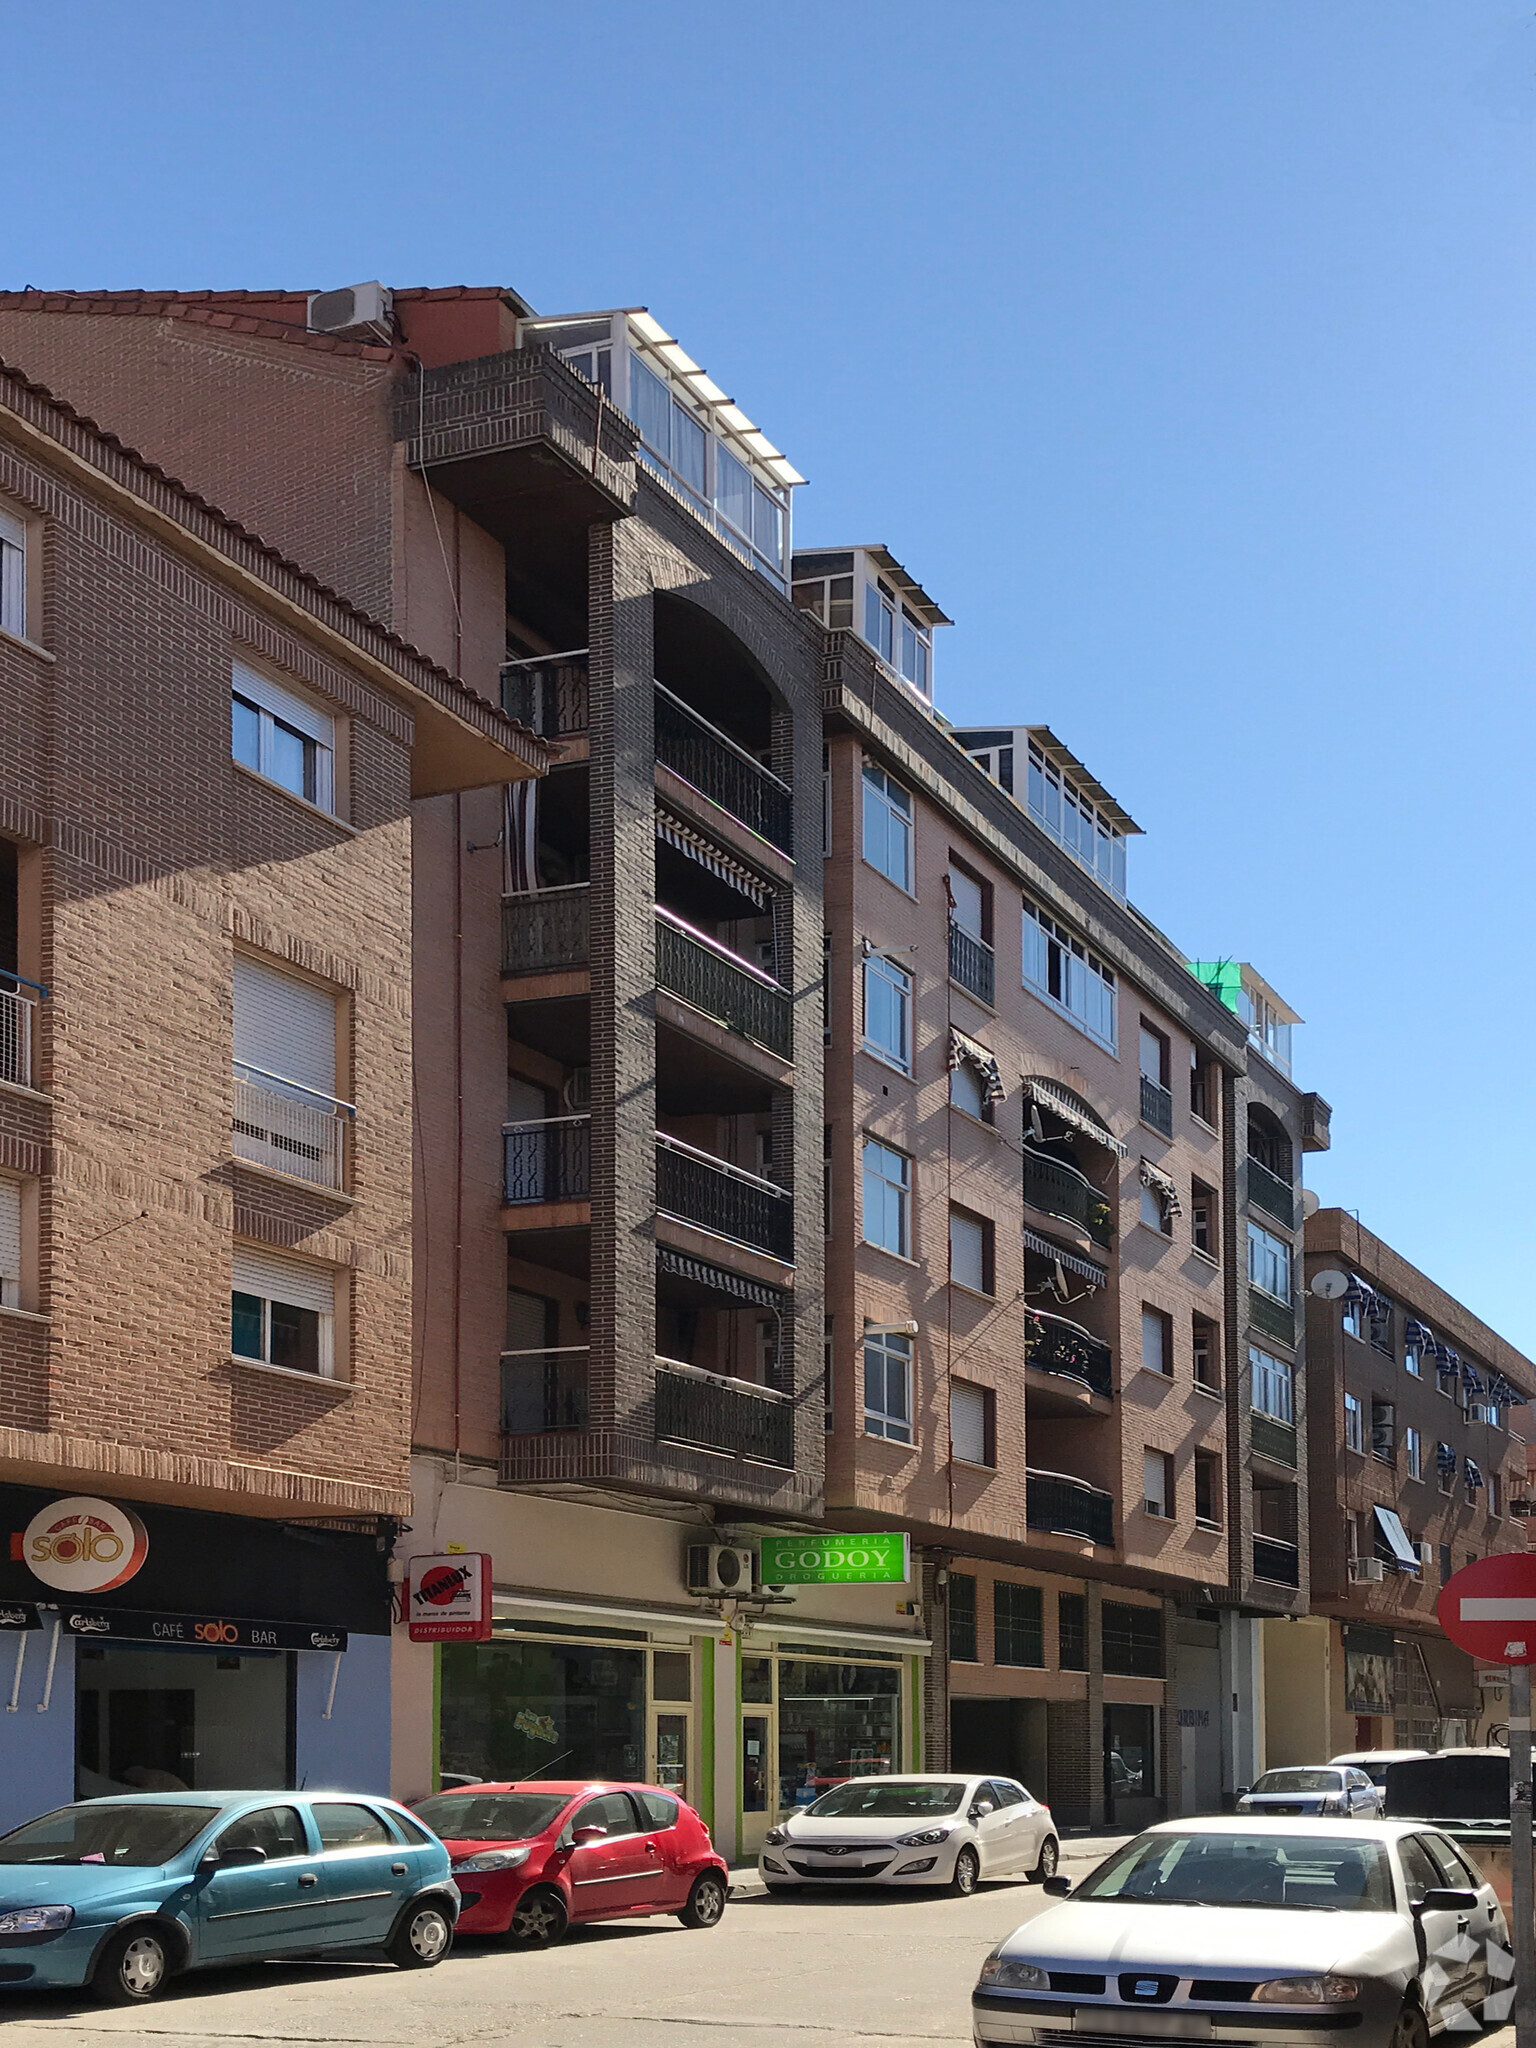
left=654, top=683, right=792, bottom=853
left=502, top=885, right=590, bottom=976
left=1026, top=1309, right=1114, bottom=1400
left=1026, top=1468, right=1115, bottom=1548
left=0, top=977, right=39, bottom=1090
left=501, top=1347, right=591, bottom=1433
left=1023, top=1146, right=1114, bottom=1249
left=501, top=649, right=590, bottom=738
left=232, top=1067, right=351, bottom=1189
left=1140, top=1073, right=1174, bottom=1136
left=656, top=909, right=791, bottom=1058
left=654, top=1358, right=794, bottom=1467
left=948, top=920, right=994, bottom=1005
left=1252, top=1534, right=1300, bottom=1587
left=656, top=1133, right=793, bottom=1260
left=503, top=1115, right=591, bottom=1205
left=1246, top=1156, right=1296, bottom=1228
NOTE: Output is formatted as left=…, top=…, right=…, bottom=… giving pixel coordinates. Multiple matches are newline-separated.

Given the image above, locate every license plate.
left=1075, top=2013, right=1210, bottom=2038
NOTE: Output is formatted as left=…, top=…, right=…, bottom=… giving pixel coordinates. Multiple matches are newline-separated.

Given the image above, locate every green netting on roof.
left=1188, top=960, right=1242, bottom=1014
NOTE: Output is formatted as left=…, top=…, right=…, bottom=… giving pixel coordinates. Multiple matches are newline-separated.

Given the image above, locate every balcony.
left=501, top=650, right=589, bottom=739
left=1140, top=1074, right=1174, bottom=1137
left=656, top=909, right=791, bottom=1059
left=501, top=1347, right=590, bottom=1433
left=1249, top=1287, right=1295, bottom=1347
left=948, top=920, right=994, bottom=1006
left=503, top=885, right=590, bottom=977
left=1253, top=1534, right=1300, bottom=1587
left=1026, top=1468, right=1115, bottom=1548
left=503, top=1116, right=591, bottom=1205
left=654, top=1358, right=794, bottom=1467
left=1026, top=1309, right=1114, bottom=1400
left=654, top=684, right=792, bottom=854
left=1250, top=1411, right=1298, bottom=1468
left=1246, top=1157, right=1296, bottom=1228
left=656, top=1134, right=793, bottom=1262
left=1023, top=1147, right=1114, bottom=1249
left=0, top=978, right=37, bottom=1089
left=232, top=1067, right=350, bottom=1189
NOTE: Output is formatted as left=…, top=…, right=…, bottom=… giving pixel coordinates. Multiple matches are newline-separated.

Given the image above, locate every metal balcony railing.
left=503, top=1116, right=591, bottom=1205
left=501, top=1347, right=590, bottom=1433
left=1140, top=1074, right=1174, bottom=1136
left=1249, top=1286, right=1295, bottom=1347
left=502, top=885, right=590, bottom=976
left=1250, top=1411, right=1298, bottom=1468
left=656, top=909, right=791, bottom=1058
left=1246, top=1157, right=1296, bottom=1228
left=1023, top=1146, right=1114, bottom=1249
left=1252, top=1534, right=1300, bottom=1587
left=654, top=683, right=792, bottom=853
left=948, top=920, right=994, bottom=1005
left=232, top=1067, right=351, bottom=1189
left=501, top=649, right=590, bottom=737
left=656, top=1133, right=793, bottom=1261
left=0, top=978, right=38, bottom=1089
left=1026, top=1468, right=1115, bottom=1548
left=1026, top=1309, right=1114, bottom=1400
left=654, top=1358, right=794, bottom=1467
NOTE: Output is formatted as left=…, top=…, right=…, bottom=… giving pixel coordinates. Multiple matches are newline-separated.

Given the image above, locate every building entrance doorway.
left=74, top=1642, right=292, bottom=1797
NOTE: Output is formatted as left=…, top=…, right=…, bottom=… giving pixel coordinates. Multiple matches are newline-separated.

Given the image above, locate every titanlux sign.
left=759, top=1534, right=911, bottom=1585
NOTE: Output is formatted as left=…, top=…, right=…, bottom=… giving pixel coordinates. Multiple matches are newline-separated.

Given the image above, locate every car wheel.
left=508, top=1885, right=569, bottom=1947
left=1391, top=2000, right=1430, bottom=2048
left=387, top=1899, right=454, bottom=1969
left=1030, top=1836, right=1060, bottom=1883
left=678, top=1872, right=727, bottom=1928
left=950, top=1845, right=980, bottom=1897
left=91, top=1926, right=172, bottom=2005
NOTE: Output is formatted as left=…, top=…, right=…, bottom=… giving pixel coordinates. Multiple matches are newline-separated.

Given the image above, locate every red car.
left=412, top=1781, right=728, bottom=1946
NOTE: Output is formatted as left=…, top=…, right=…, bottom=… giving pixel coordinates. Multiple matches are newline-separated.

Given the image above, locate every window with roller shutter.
left=0, top=505, right=25, bottom=640
left=232, top=957, right=348, bottom=1187
left=231, top=1246, right=337, bottom=1377
left=0, top=1178, right=20, bottom=1307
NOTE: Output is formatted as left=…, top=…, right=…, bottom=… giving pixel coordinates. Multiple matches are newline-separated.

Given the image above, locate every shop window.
left=1102, top=1602, right=1163, bottom=1678
left=775, top=1657, right=900, bottom=1806
left=75, top=1639, right=292, bottom=1796
left=949, top=1380, right=994, bottom=1468
left=1105, top=1702, right=1157, bottom=1804
left=1057, top=1592, right=1087, bottom=1671
left=949, top=1206, right=994, bottom=1295
left=653, top=1651, right=692, bottom=1702
left=993, top=1582, right=1044, bottom=1667
left=439, top=1638, right=647, bottom=1783
left=231, top=1247, right=337, bottom=1377
left=949, top=1573, right=978, bottom=1662
left=863, top=1327, right=913, bottom=1443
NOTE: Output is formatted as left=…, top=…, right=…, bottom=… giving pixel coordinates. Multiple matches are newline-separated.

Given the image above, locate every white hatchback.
left=759, top=1773, right=1058, bottom=1896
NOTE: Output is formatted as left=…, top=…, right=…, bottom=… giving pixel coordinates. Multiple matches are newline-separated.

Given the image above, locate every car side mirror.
left=1042, top=1875, right=1072, bottom=1896
left=571, top=1825, right=608, bottom=1845
left=203, top=1845, right=267, bottom=1869
left=1416, top=1888, right=1477, bottom=1913
left=969, top=1802, right=994, bottom=1819
left=1235, top=1787, right=1251, bottom=1801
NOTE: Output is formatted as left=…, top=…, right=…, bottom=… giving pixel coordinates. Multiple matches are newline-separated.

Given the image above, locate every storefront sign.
left=0, top=1604, right=37, bottom=1631
left=1343, top=1625, right=1395, bottom=1714
left=61, top=1607, right=347, bottom=1652
left=759, top=1534, right=910, bottom=1585
left=406, top=1552, right=493, bottom=1641
left=19, top=1496, right=148, bottom=1594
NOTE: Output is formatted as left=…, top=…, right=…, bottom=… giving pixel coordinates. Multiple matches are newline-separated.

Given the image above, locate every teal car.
left=0, top=1791, right=459, bottom=2003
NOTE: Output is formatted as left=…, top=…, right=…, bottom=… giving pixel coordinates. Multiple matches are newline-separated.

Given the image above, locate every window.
left=1344, top=1392, right=1364, bottom=1452
left=862, top=1139, right=911, bottom=1258
left=1368, top=1296, right=1394, bottom=1355
left=1141, top=1307, right=1172, bottom=1377
left=861, top=762, right=913, bottom=890
left=1194, top=1451, right=1221, bottom=1528
left=862, top=951, right=912, bottom=1072
left=0, top=1177, right=19, bottom=1309
left=1139, top=1023, right=1169, bottom=1088
left=823, top=1126, right=833, bottom=1238
left=1143, top=1448, right=1174, bottom=1518
left=1190, top=1051, right=1219, bottom=1128
left=1238, top=981, right=1293, bottom=1076
left=1247, top=1221, right=1291, bottom=1301
left=1405, top=1427, right=1422, bottom=1481
left=948, top=862, right=988, bottom=940
left=793, top=570, right=855, bottom=631
left=863, top=1328, right=913, bottom=1444
left=1371, top=1397, right=1397, bottom=1463
left=313, top=1803, right=390, bottom=1849
left=1025, top=738, right=1128, bottom=897
left=1438, top=1442, right=1455, bottom=1494
left=215, top=1806, right=307, bottom=1860
left=1342, top=1298, right=1363, bottom=1341
left=822, top=1314, right=834, bottom=1431
left=1102, top=1602, right=1162, bottom=1678
left=1439, top=1543, right=1452, bottom=1582
left=949, top=1207, right=993, bottom=1295
left=232, top=955, right=346, bottom=1187
left=1489, top=1471, right=1503, bottom=1518
left=898, top=605, right=932, bottom=696
left=1190, top=1180, right=1216, bottom=1259
left=865, top=578, right=896, bottom=664
left=0, top=505, right=25, bottom=639
left=949, top=1059, right=988, bottom=1120
left=994, top=1582, right=1045, bottom=1667
left=949, top=1380, right=994, bottom=1467
left=1250, top=1345, right=1294, bottom=1423
left=1057, top=1592, right=1087, bottom=1670
left=231, top=1247, right=336, bottom=1377
left=232, top=661, right=335, bottom=812
left=1140, top=1179, right=1171, bottom=1235
left=948, top=1573, right=978, bottom=1661
left=1193, top=1316, right=1221, bottom=1392
left=1022, top=899, right=1117, bottom=1052
left=1405, top=1332, right=1422, bottom=1378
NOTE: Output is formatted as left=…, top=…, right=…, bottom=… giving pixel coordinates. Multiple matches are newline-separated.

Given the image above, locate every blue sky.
left=8, top=3, right=1535, bottom=1345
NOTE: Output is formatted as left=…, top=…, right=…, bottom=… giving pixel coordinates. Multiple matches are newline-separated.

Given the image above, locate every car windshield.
left=0, top=1803, right=220, bottom=1867
left=805, top=1780, right=966, bottom=1819
left=413, top=1792, right=570, bottom=1841
left=1075, top=1832, right=1394, bottom=1912
left=1253, top=1771, right=1340, bottom=1794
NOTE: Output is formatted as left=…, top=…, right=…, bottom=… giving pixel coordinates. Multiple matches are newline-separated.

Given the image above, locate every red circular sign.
left=1436, top=1552, right=1536, bottom=1665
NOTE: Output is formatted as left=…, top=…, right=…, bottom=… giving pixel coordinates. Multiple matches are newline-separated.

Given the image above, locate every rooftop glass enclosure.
left=791, top=546, right=950, bottom=702
left=518, top=309, right=804, bottom=589
left=951, top=725, right=1140, bottom=901
left=1188, top=961, right=1301, bottom=1076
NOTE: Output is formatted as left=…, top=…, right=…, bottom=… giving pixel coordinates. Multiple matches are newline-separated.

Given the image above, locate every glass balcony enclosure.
left=950, top=725, right=1138, bottom=901
left=517, top=309, right=803, bottom=588
left=791, top=546, right=951, bottom=703
left=1187, top=960, right=1301, bottom=1078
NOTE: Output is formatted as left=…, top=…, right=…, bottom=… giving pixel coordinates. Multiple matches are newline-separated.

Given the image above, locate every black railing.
left=1249, top=1287, right=1295, bottom=1347
left=503, top=1117, right=591, bottom=1204
left=502, top=885, right=590, bottom=975
left=948, top=920, right=995, bottom=1005
left=501, top=650, right=590, bottom=737
left=1023, top=1147, right=1114, bottom=1249
left=654, top=1359, right=794, bottom=1467
left=1253, top=1534, right=1300, bottom=1587
left=656, top=1135, right=793, bottom=1260
left=1026, top=1469, right=1115, bottom=1548
left=656, top=910, right=791, bottom=1058
left=654, top=684, right=792, bottom=853
left=1250, top=1411, right=1298, bottom=1468
left=1026, top=1310, right=1114, bottom=1400
left=1140, top=1074, right=1174, bottom=1136
left=1246, top=1157, right=1296, bottom=1228
left=501, top=1348, right=590, bottom=1433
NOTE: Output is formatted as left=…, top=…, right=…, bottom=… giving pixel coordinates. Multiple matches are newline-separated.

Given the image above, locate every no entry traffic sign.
left=1437, top=1551, right=1536, bottom=1666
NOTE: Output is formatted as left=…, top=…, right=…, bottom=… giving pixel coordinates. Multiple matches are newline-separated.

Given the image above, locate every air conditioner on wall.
left=306, top=282, right=393, bottom=336
left=1415, top=1542, right=1435, bottom=1571
left=1349, top=1558, right=1385, bottom=1584
left=686, top=1544, right=756, bottom=1596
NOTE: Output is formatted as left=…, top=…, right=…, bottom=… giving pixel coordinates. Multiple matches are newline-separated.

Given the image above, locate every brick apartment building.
left=1258, top=1209, right=1535, bottom=1768
left=0, top=354, right=535, bottom=1825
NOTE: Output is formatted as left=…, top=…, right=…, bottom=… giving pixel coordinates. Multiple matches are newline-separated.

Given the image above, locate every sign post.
left=1437, top=1552, right=1536, bottom=2048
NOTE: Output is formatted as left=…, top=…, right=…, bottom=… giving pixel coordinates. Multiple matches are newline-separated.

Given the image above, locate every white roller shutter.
left=232, top=1246, right=335, bottom=1317
left=950, top=1382, right=988, bottom=1466
left=948, top=866, right=984, bottom=938
left=233, top=956, right=337, bottom=1098
left=232, top=659, right=333, bottom=747
left=0, top=1178, right=20, bottom=1302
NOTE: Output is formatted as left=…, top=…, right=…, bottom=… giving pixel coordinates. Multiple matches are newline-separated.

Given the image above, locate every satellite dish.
left=1311, top=1268, right=1349, bottom=1301
left=1301, top=1189, right=1320, bottom=1219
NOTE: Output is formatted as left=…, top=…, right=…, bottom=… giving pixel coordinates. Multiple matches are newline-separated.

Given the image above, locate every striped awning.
left=1022, top=1229, right=1107, bottom=1288
left=1139, top=1158, right=1183, bottom=1220
left=948, top=1028, right=1005, bottom=1105
left=656, top=808, right=769, bottom=908
left=1023, top=1076, right=1128, bottom=1157
left=656, top=1244, right=785, bottom=1308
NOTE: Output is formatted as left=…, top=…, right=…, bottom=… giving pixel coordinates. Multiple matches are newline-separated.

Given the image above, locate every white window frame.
left=231, top=1247, right=337, bottom=1378
left=232, top=660, right=336, bottom=814
left=864, top=1328, right=913, bottom=1443
left=862, top=951, right=912, bottom=1073
left=1025, top=739, right=1127, bottom=897
left=949, top=1380, right=991, bottom=1467
left=1142, top=1448, right=1173, bottom=1518
left=1247, top=1220, right=1292, bottom=1301
left=1344, top=1392, right=1364, bottom=1453
left=0, top=1176, right=21, bottom=1308
left=861, top=1138, right=911, bottom=1259
left=1022, top=899, right=1117, bottom=1052
left=861, top=762, right=914, bottom=892
left=1141, top=1307, right=1170, bottom=1377
left=1140, top=1181, right=1171, bottom=1236
left=1405, top=1426, right=1422, bottom=1481
left=949, top=1208, right=990, bottom=1295
left=1251, top=1344, right=1295, bottom=1425
left=0, top=505, right=27, bottom=640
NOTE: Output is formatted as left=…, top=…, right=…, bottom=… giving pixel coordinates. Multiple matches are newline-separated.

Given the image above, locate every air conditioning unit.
left=686, top=1544, right=756, bottom=1596
left=1349, top=1558, right=1385, bottom=1584
left=306, top=282, right=393, bottom=336
left=1415, top=1542, right=1434, bottom=1571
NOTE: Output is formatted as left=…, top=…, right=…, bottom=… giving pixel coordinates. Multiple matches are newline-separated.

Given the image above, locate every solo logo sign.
left=406, top=1552, right=493, bottom=1642
left=759, top=1533, right=910, bottom=1585
left=21, top=1497, right=149, bottom=1594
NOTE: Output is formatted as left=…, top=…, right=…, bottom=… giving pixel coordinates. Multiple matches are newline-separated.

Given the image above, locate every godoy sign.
left=758, top=1534, right=910, bottom=1585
